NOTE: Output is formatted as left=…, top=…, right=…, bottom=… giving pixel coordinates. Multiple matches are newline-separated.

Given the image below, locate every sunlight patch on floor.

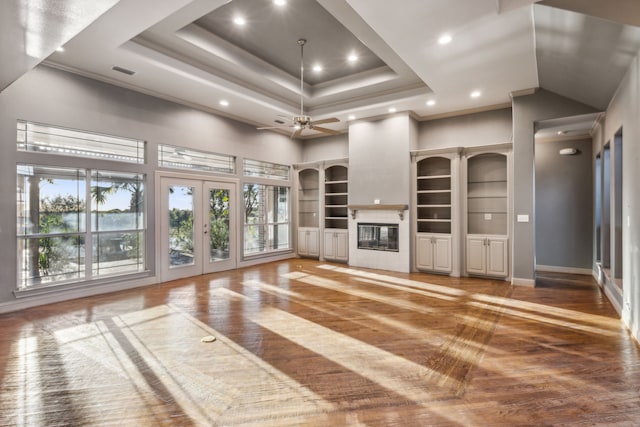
left=316, top=264, right=467, bottom=296
left=252, top=307, right=455, bottom=401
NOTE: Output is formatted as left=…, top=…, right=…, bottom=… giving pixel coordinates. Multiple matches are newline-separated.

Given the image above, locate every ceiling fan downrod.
left=298, top=38, right=306, bottom=117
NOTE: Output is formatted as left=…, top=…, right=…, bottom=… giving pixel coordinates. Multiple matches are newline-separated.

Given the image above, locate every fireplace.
left=357, top=223, right=399, bottom=252
left=348, top=204, right=409, bottom=273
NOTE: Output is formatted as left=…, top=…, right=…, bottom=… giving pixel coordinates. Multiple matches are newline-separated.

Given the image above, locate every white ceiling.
left=3, top=0, right=640, bottom=138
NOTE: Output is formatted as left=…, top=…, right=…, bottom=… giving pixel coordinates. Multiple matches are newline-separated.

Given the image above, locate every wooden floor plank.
left=1, top=260, right=639, bottom=426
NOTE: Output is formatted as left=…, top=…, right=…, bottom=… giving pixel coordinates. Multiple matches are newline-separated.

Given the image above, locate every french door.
left=160, top=177, right=236, bottom=281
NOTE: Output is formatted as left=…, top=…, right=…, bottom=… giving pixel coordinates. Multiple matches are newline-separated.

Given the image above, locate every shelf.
left=468, top=212, right=508, bottom=215
left=325, top=216, right=348, bottom=220
left=417, top=204, right=451, bottom=208
left=418, top=219, right=451, bottom=223
left=417, top=174, right=451, bottom=180
left=418, top=190, right=451, bottom=194
left=326, top=204, right=348, bottom=208
left=325, top=192, right=348, bottom=196
left=468, top=180, right=507, bottom=184
left=467, top=195, right=506, bottom=199
left=325, top=180, right=348, bottom=184
left=348, top=204, right=408, bottom=220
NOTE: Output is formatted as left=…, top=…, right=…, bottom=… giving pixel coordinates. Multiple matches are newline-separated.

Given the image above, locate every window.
left=17, top=121, right=145, bottom=164
left=243, top=184, right=290, bottom=255
left=243, top=159, right=290, bottom=181
left=17, top=165, right=146, bottom=290
left=158, top=144, right=235, bottom=174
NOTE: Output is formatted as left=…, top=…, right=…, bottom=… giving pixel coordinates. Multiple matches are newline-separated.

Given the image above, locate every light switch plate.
left=517, top=214, right=529, bottom=223
left=484, top=213, right=492, bottom=220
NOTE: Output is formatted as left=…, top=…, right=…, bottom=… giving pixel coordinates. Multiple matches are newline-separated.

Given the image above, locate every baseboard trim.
left=536, top=265, right=593, bottom=275
left=0, top=276, right=158, bottom=315
left=511, top=277, right=536, bottom=287
left=603, top=281, right=623, bottom=315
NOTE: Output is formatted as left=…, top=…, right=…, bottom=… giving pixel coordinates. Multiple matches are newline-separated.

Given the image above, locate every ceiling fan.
left=258, top=39, right=340, bottom=138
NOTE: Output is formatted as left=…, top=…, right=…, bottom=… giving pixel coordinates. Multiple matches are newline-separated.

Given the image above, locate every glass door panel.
left=161, top=177, right=236, bottom=281
left=204, top=182, right=236, bottom=273
left=169, top=185, right=196, bottom=267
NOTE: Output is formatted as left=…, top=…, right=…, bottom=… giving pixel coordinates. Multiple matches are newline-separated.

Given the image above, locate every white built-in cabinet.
left=412, top=144, right=511, bottom=280
left=298, top=227, right=320, bottom=257
left=416, top=234, right=452, bottom=272
left=412, top=149, right=460, bottom=276
left=324, top=229, right=348, bottom=261
left=463, top=146, right=511, bottom=279
left=295, top=161, right=348, bottom=262
left=466, top=235, right=508, bottom=276
left=297, top=168, right=320, bottom=258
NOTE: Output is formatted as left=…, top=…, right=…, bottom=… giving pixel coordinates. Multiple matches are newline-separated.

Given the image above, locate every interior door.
left=160, top=177, right=236, bottom=282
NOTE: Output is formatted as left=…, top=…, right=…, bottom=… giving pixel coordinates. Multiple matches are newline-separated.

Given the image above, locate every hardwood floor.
left=1, top=260, right=639, bottom=426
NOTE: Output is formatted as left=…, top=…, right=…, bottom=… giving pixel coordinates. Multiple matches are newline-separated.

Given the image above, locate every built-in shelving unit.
left=299, top=168, right=319, bottom=228
left=416, top=157, right=452, bottom=234
left=324, top=165, right=349, bottom=230
left=297, top=168, right=320, bottom=258
left=464, top=149, right=510, bottom=278
left=412, top=150, right=460, bottom=276
left=324, top=164, right=349, bottom=262
left=466, top=153, right=508, bottom=235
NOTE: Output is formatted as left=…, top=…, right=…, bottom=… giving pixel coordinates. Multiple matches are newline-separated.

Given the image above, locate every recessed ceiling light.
left=557, top=130, right=568, bottom=135
left=233, top=16, right=246, bottom=26
left=348, top=115, right=356, bottom=120
left=470, top=90, right=481, bottom=98
left=438, top=34, right=452, bottom=45
left=348, top=53, right=358, bottom=63
left=56, top=47, right=65, bottom=52
left=388, top=107, right=397, bottom=113
left=274, top=0, right=286, bottom=5
left=219, top=100, right=229, bottom=107
left=426, top=99, right=436, bottom=106
left=312, top=64, right=323, bottom=72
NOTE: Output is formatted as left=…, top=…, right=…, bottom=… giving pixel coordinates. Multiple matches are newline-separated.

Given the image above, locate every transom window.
left=17, top=121, right=145, bottom=164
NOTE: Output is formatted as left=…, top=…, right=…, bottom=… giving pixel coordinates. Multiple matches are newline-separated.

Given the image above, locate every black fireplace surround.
left=357, top=223, right=399, bottom=252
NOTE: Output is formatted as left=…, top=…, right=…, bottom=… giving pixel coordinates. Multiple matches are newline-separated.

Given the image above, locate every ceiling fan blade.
left=291, top=128, right=303, bottom=138
left=311, top=117, right=340, bottom=125
left=311, top=126, right=341, bottom=135
left=257, top=125, right=292, bottom=130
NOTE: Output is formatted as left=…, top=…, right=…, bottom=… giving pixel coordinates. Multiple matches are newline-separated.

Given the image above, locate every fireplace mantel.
left=348, top=204, right=409, bottom=220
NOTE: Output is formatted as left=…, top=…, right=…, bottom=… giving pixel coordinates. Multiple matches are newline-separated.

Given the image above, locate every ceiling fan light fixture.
left=438, top=34, right=452, bottom=45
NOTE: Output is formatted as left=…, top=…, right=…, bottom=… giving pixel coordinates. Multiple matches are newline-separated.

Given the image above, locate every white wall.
left=348, top=114, right=413, bottom=205
left=535, top=137, right=593, bottom=271
left=600, top=50, right=640, bottom=342
left=0, top=66, right=302, bottom=309
left=418, top=108, right=512, bottom=150
left=300, top=134, right=348, bottom=163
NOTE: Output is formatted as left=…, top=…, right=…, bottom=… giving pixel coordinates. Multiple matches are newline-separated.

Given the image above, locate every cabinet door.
left=334, top=230, right=348, bottom=261
left=466, top=237, right=486, bottom=274
left=416, top=234, right=434, bottom=270
left=433, top=235, right=452, bottom=273
left=299, top=228, right=319, bottom=257
left=487, top=237, right=508, bottom=277
left=323, top=230, right=335, bottom=259
left=307, top=228, right=320, bottom=257
left=298, top=228, right=309, bottom=255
